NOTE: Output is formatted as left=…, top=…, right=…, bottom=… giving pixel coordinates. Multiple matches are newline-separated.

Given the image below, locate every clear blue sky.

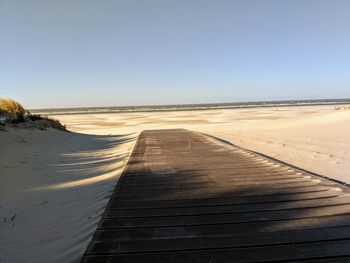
left=1, top=0, right=349, bottom=109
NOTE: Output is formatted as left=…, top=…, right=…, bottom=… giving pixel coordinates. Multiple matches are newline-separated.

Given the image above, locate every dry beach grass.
left=0, top=98, right=26, bottom=116
left=0, top=98, right=66, bottom=130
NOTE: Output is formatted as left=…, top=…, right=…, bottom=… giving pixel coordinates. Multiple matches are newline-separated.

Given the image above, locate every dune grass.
left=0, top=97, right=66, bottom=130
left=0, top=98, right=26, bottom=116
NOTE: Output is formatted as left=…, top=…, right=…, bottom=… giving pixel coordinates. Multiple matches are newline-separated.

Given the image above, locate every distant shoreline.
left=30, top=98, right=350, bottom=116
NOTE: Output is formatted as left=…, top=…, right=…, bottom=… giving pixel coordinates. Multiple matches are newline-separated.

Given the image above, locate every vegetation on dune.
left=0, top=97, right=66, bottom=131
left=0, top=98, right=26, bottom=121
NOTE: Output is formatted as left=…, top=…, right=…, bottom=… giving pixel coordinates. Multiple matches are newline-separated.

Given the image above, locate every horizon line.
left=29, top=97, right=350, bottom=111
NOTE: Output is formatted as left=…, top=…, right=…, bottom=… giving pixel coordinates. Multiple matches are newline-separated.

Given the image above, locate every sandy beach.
left=1, top=104, right=350, bottom=262
left=54, top=104, right=350, bottom=183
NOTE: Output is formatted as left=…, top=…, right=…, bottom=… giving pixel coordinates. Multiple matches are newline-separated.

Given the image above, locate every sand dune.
left=0, top=129, right=136, bottom=263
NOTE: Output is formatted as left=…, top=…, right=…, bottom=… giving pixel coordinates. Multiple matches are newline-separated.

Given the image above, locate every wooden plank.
left=115, top=178, right=316, bottom=193
left=87, top=225, right=350, bottom=253
left=82, top=239, right=350, bottom=263
left=117, top=176, right=314, bottom=190
left=118, top=172, right=308, bottom=185
left=104, top=196, right=350, bottom=218
left=108, top=189, right=340, bottom=209
left=113, top=184, right=332, bottom=201
left=93, top=213, right=350, bottom=241
left=99, top=204, right=350, bottom=228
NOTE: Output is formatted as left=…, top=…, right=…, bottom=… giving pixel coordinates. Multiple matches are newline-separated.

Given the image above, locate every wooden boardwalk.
left=82, top=129, right=350, bottom=262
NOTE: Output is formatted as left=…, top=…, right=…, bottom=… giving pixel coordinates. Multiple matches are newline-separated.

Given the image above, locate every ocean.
left=30, top=98, right=350, bottom=116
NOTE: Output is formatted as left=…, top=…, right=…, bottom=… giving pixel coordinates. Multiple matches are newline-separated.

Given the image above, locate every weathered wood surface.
left=82, top=129, right=350, bottom=263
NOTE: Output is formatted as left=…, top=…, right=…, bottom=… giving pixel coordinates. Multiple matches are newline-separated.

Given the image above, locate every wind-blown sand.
left=1, top=104, right=350, bottom=262
left=0, top=129, right=136, bottom=263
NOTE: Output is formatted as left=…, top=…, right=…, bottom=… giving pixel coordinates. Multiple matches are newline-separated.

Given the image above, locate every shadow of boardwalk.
left=81, top=129, right=350, bottom=263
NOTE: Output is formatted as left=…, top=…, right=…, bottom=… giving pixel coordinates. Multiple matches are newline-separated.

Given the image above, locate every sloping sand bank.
left=0, top=129, right=136, bottom=263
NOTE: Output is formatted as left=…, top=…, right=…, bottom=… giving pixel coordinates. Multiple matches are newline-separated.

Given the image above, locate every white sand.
left=1, top=104, right=350, bottom=262
left=0, top=129, right=136, bottom=263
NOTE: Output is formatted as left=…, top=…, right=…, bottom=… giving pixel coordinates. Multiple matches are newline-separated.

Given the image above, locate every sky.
left=1, top=0, right=350, bottom=109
